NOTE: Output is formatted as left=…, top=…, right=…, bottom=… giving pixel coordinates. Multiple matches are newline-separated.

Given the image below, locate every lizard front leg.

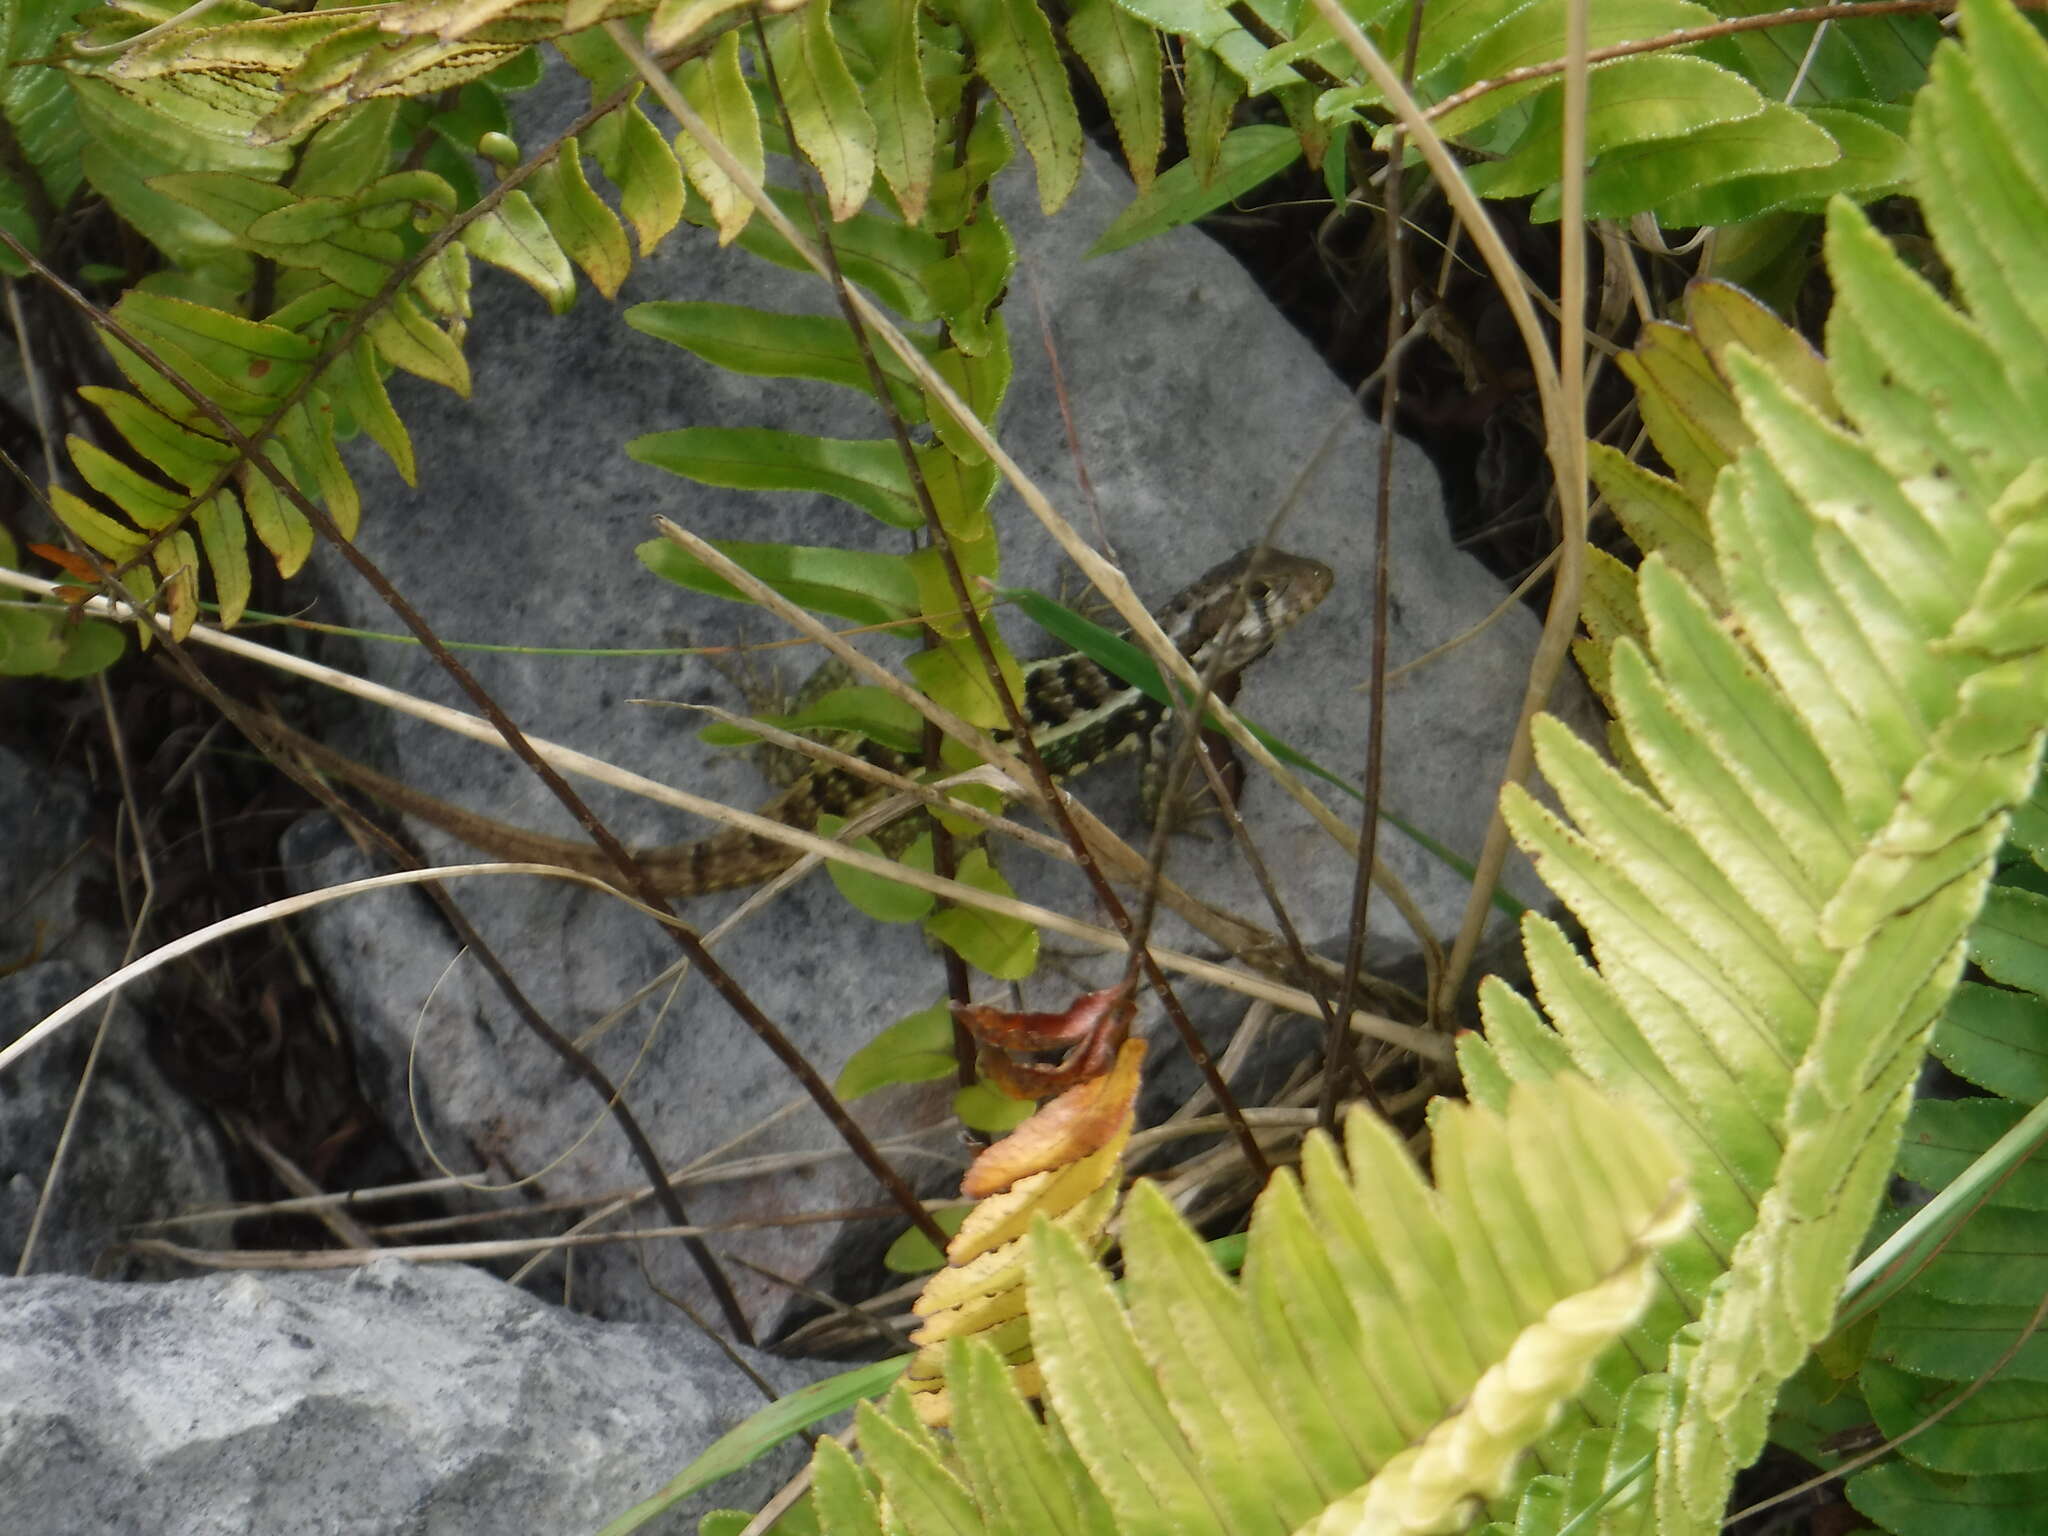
left=1138, top=672, right=1248, bottom=836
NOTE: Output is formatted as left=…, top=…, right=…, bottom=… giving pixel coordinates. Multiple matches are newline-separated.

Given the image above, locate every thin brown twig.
left=1115, top=551, right=1317, bottom=1008
left=1424, top=0, right=1984, bottom=126
left=631, top=1243, right=783, bottom=1407
left=238, top=701, right=753, bottom=1307
left=1023, top=262, right=1106, bottom=551
left=1070, top=317, right=1440, bottom=1062
left=722, top=1249, right=917, bottom=1354
left=1326, top=0, right=1427, bottom=1137
left=1181, top=718, right=1389, bottom=1119
left=1723, top=1286, right=2048, bottom=1527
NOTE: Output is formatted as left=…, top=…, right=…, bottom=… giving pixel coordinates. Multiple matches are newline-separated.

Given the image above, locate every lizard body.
left=267, top=546, right=1334, bottom=897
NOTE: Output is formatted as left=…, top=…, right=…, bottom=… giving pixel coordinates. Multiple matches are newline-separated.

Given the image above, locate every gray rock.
left=281, top=76, right=1591, bottom=1329
left=0, top=963, right=233, bottom=1279
left=0, top=744, right=96, bottom=948
left=0, top=1260, right=819, bottom=1535
left=0, top=748, right=232, bottom=1278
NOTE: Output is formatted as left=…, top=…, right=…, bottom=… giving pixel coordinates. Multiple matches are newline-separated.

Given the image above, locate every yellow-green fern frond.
left=804, top=1079, right=1691, bottom=1536
left=1465, top=2, right=2048, bottom=1529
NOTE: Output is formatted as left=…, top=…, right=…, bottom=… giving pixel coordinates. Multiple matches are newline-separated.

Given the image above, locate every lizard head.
left=1166, top=545, right=1337, bottom=676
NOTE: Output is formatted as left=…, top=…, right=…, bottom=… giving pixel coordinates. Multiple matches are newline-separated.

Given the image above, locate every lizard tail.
left=248, top=714, right=793, bottom=897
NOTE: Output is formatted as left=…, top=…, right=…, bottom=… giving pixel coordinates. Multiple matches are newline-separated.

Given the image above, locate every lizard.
left=257, top=545, right=1335, bottom=898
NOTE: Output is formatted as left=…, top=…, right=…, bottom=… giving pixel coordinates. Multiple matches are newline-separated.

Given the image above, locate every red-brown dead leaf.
left=976, top=1010, right=1127, bottom=1099
left=955, top=983, right=1131, bottom=1054
left=30, top=544, right=101, bottom=583
left=962, top=1036, right=1145, bottom=1199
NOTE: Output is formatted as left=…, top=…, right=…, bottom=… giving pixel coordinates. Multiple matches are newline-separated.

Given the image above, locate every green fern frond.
left=0, top=0, right=91, bottom=274
left=47, top=211, right=454, bottom=633
left=794, top=1079, right=1691, bottom=1536
left=1460, top=2, right=2048, bottom=1529
left=43, top=63, right=665, bottom=633
left=63, top=0, right=544, bottom=144
left=1108, top=0, right=1929, bottom=228
left=1757, top=790, right=2048, bottom=1535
